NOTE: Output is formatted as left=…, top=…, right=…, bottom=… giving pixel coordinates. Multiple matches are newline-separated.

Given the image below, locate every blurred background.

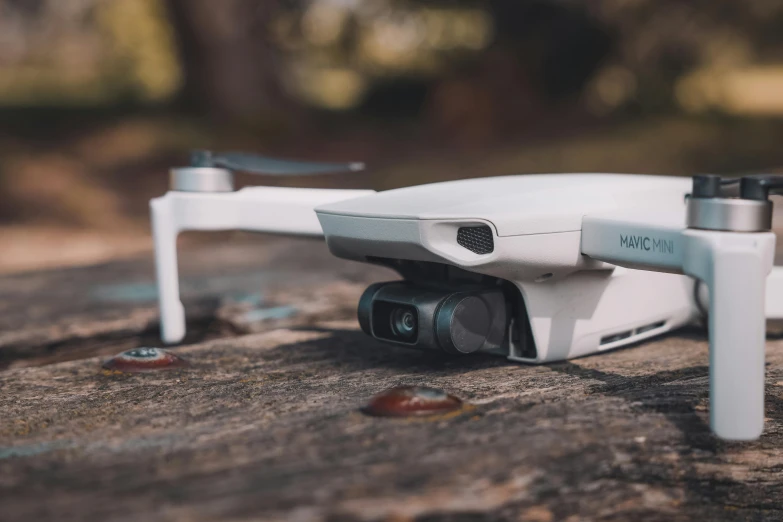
left=2, top=0, right=783, bottom=273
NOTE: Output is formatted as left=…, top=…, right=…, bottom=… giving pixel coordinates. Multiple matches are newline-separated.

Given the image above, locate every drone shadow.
left=548, top=360, right=716, bottom=451
left=0, top=300, right=231, bottom=370
left=284, top=326, right=511, bottom=375
left=286, top=325, right=782, bottom=453
left=246, top=324, right=783, bottom=516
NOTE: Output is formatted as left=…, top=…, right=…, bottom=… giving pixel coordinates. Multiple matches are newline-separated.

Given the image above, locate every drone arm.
left=151, top=196, right=185, bottom=344
left=582, top=212, right=775, bottom=440
left=681, top=229, right=773, bottom=440
left=580, top=211, right=685, bottom=273
left=150, top=191, right=239, bottom=344
left=150, top=187, right=374, bottom=344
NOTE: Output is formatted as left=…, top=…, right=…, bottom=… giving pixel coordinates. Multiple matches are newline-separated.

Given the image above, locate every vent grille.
left=457, top=225, right=494, bottom=254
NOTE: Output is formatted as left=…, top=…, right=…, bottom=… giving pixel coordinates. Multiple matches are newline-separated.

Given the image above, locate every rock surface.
left=1, top=237, right=782, bottom=521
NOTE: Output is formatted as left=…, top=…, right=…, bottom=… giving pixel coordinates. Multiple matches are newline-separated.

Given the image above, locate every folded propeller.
left=171, top=150, right=365, bottom=192
left=190, top=150, right=365, bottom=176
left=692, top=173, right=783, bottom=201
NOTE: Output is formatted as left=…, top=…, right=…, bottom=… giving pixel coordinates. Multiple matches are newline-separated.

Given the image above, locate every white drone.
left=150, top=150, right=783, bottom=441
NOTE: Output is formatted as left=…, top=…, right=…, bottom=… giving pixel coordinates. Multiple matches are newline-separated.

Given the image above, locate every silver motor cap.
left=686, top=197, right=772, bottom=232
left=170, top=167, right=234, bottom=193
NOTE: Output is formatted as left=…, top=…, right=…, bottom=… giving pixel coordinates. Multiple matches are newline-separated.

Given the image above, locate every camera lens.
left=359, top=281, right=511, bottom=355
left=390, top=307, right=418, bottom=340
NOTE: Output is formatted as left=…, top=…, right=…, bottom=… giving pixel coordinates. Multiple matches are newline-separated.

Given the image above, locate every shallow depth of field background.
left=1, top=0, right=783, bottom=273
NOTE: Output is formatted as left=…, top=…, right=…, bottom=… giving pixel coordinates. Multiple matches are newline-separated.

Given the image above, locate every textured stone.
left=1, top=237, right=782, bottom=521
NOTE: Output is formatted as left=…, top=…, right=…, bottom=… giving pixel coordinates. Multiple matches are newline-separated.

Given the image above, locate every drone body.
left=316, top=174, right=697, bottom=363
left=150, top=151, right=783, bottom=440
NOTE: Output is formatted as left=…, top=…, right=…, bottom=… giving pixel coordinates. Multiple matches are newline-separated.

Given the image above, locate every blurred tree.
left=164, top=0, right=298, bottom=126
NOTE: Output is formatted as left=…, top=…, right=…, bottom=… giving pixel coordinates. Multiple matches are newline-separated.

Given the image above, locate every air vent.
left=635, top=320, right=666, bottom=335
left=457, top=225, right=494, bottom=255
left=600, top=330, right=632, bottom=346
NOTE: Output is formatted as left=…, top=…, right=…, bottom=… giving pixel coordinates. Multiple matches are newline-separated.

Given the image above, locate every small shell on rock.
left=102, top=347, right=188, bottom=373
left=362, top=385, right=464, bottom=417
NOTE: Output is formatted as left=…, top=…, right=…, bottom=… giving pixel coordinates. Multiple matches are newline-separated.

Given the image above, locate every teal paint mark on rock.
left=91, top=282, right=159, bottom=303
left=0, top=440, right=73, bottom=460
left=241, top=305, right=298, bottom=323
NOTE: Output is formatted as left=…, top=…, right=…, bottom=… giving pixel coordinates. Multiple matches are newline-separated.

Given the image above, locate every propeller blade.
left=190, top=150, right=364, bottom=175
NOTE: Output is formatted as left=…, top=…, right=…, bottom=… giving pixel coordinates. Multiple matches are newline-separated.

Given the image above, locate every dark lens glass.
left=369, top=300, right=419, bottom=344
left=390, top=307, right=417, bottom=339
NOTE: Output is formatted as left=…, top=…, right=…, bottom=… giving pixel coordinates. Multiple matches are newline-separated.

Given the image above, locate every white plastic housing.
left=511, top=269, right=696, bottom=363
left=316, top=174, right=697, bottom=363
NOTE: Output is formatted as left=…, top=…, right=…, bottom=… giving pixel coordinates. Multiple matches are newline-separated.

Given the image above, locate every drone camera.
left=358, top=281, right=509, bottom=355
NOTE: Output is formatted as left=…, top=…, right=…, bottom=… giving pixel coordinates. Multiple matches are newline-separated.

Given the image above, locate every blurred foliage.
left=1, top=0, right=783, bottom=273
left=585, top=0, right=783, bottom=115
left=272, top=0, right=493, bottom=109
left=1, top=0, right=782, bottom=116
left=0, top=0, right=181, bottom=104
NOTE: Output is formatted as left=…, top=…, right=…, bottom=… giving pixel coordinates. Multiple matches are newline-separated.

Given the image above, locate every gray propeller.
left=190, top=150, right=365, bottom=176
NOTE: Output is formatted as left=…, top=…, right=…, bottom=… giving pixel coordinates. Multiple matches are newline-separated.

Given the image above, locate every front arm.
left=582, top=211, right=775, bottom=440
left=151, top=187, right=374, bottom=343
